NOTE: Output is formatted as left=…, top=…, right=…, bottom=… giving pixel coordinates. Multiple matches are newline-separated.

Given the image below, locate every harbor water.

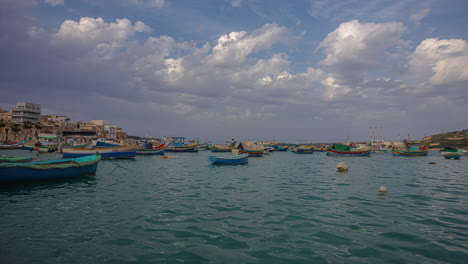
left=1, top=150, right=467, bottom=263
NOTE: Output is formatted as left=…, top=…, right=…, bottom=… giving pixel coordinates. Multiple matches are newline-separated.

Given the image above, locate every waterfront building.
left=12, top=102, right=41, bottom=123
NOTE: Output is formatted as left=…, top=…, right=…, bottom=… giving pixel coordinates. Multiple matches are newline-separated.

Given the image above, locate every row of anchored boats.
left=1, top=138, right=464, bottom=184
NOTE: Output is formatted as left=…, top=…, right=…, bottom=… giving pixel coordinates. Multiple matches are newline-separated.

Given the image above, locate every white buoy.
left=379, top=186, right=388, bottom=193
left=336, top=162, right=348, bottom=172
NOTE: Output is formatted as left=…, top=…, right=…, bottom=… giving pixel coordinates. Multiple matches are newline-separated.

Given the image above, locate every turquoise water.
left=1, top=150, right=467, bottom=263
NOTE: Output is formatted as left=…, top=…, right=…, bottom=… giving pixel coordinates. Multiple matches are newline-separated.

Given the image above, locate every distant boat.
left=0, top=156, right=33, bottom=163
left=442, top=153, right=461, bottom=160
left=326, top=144, right=371, bottom=157
left=37, top=134, right=59, bottom=153
left=0, top=142, right=21, bottom=149
left=209, top=150, right=248, bottom=165
left=439, top=146, right=464, bottom=156
left=237, top=141, right=264, bottom=157
left=22, top=141, right=37, bottom=150
left=272, top=145, right=289, bottom=151
left=211, top=144, right=234, bottom=152
left=136, top=143, right=165, bottom=155
left=0, top=155, right=101, bottom=184
left=392, top=141, right=428, bottom=156
left=291, top=146, right=314, bottom=154
left=165, top=137, right=198, bottom=152
left=62, top=146, right=136, bottom=159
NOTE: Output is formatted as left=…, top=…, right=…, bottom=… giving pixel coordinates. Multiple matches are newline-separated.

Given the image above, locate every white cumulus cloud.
left=408, top=38, right=468, bottom=88
left=206, top=23, right=289, bottom=66
left=52, top=17, right=151, bottom=47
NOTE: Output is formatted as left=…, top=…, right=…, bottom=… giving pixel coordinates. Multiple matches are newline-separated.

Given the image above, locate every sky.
left=0, top=0, right=467, bottom=143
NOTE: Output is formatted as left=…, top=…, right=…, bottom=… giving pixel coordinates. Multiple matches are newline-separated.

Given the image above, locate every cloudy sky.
left=1, top=0, right=467, bottom=143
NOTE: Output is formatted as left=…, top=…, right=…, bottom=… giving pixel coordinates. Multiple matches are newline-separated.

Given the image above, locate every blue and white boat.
left=209, top=150, right=249, bottom=165
left=209, top=154, right=249, bottom=165
left=0, top=155, right=101, bottom=184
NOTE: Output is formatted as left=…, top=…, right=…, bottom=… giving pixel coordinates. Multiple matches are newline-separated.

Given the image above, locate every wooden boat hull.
left=209, top=154, right=248, bottom=165
left=38, top=145, right=58, bottom=153
left=22, top=144, right=35, bottom=150
left=211, top=148, right=232, bottom=152
left=0, top=155, right=101, bottom=184
left=239, top=149, right=263, bottom=157
left=392, top=149, right=428, bottom=156
left=326, top=149, right=371, bottom=156
left=443, top=154, right=461, bottom=159
left=62, top=146, right=136, bottom=159
left=0, top=142, right=21, bottom=149
left=136, top=148, right=165, bottom=155
left=165, top=143, right=198, bottom=152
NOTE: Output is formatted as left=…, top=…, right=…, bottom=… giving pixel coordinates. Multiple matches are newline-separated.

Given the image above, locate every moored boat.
left=37, top=134, right=59, bottom=153
left=291, top=146, right=314, bottom=154
left=136, top=143, right=165, bottom=155
left=209, top=150, right=249, bottom=165
left=442, top=153, right=461, bottom=160
left=237, top=141, right=264, bottom=157
left=439, top=146, right=464, bottom=156
left=0, top=142, right=21, bottom=149
left=326, top=144, right=371, bottom=157
left=0, top=155, right=101, bottom=184
left=62, top=145, right=136, bottom=159
left=164, top=137, right=198, bottom=152
left=392, top=141, right=428, bottom=156
left=273, top=145, right=289, bottom=151
left=211, top=144, right=234, bottom=152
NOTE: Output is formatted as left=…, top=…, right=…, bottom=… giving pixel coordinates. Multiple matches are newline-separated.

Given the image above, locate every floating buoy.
left=428, top=161, right=436, bottom=164
left=379, top=186, right=387, bottom=193
left=162, top=155, right=177, bottom=159
left=336, top=162, right=348, bottom=172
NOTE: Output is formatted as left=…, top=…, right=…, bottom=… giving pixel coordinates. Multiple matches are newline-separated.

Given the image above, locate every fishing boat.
left=237, top=141, right=264, bottom=157
left=209, top=150, right=249, bottom=165
left=442, top=153, right=461, bottom=160
left=95, top=140, right=121, bottom=148
left=211, top=144, right=234, bottom=152
left=291, top=146, right=314, bottom=154
left=0, top=156, right=33, bottom=163
left=136, top=143, right=165, bottom=155
left=0, top=142, right=21, bottom=149
left=439, top=146, right=464, bottom=156
left=272, top=145, right=289, bottom=151
left=326, top=144, right=371, bottom=157
left=0, top=155, right=101, bottom=184
left=392, top=141, right=428, bottom=156
left=22, top=141, right=37, bottom=150
left=37, top=134, right=59, bottom=153
left=164, top=137, right=198, bottom=152
left=62, top=145, right=136, bottom=159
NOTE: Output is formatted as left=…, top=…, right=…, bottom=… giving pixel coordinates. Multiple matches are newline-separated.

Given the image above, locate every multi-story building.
left=0, top=108, right=12, bottom=123
left=11, top=102, right=41, bottom=123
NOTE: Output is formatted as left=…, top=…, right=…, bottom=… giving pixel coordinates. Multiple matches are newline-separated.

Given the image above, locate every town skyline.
left=1, top=0, right=467, bottom=143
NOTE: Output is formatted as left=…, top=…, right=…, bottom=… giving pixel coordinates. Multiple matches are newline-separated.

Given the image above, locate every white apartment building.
left=12, top=102, right=41, bottom=123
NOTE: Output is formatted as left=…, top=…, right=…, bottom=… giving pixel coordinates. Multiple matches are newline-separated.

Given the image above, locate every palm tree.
left=34, top=122, right=42, bottom=139
left=11, top=123, right=21, bottom=140
left=23, top=121, right=33, bottom=140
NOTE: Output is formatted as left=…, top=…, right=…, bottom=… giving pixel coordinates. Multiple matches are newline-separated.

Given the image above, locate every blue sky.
left=1, top=0, right=467, bottom=143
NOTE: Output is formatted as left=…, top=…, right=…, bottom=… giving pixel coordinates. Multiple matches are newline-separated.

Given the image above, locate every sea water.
left=0, top=150, right=467, bottom=263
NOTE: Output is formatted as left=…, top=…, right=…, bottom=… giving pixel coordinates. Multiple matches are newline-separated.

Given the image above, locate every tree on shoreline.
left=11, top=123, right=21, bottom=140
